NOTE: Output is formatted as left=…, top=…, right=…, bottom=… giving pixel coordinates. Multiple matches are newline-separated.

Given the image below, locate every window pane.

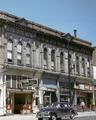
left=12, top=75, right=16, bottom=88
left=7, top=52, right=12, bottom=59
left=26, top=45, right=31, bottom=54
left=60, top=52, right=63, bottom=63
left=17, top=44, right=22, bottom=53
left=44, top=48, right=47, bottom=60
left=51, top=50, right=55, bottom=62
left=87, top=60, right=90, bottom=67
left=7, top=42, right=12, bottom=51
left=17, top=53, right=21, bottom=60
left=26, top=56, right=30, bottom=64
left=6, top=75, right=11, bottom=88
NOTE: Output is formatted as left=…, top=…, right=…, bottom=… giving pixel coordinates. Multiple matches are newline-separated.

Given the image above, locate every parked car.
left=36, top=102, right=77, bottom=120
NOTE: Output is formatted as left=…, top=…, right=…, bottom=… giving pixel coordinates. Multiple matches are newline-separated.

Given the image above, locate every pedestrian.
left=80, top=100, right=85, bottom=111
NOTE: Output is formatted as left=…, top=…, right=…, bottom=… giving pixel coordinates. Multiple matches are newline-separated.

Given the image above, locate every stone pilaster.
left=22, top=41, right=26, bottom=66
left=13, top=39, right=17, bottom=65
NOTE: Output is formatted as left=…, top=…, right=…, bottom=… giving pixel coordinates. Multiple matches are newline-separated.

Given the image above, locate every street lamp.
left=61, top=33, right=74, bottom=104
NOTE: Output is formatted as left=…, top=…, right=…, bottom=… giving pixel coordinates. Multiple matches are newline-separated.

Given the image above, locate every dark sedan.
left=36, top=102, right=77, bottom=120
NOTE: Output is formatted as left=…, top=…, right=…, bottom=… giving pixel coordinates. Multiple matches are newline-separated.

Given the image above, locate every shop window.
left=6, top=75, right=11, bottom=88
left=7, top=40, right=13, bottom=63
left=12, top=75, right=16, bottom=88
left=17, top=76, right=22, bottom=89
left=36, top=97, right=39, bottom=105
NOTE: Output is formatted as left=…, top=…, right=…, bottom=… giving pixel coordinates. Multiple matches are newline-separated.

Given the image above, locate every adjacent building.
left=0, top=11, right=94, bottom=115
left=92, top=47, right=96, bottom=105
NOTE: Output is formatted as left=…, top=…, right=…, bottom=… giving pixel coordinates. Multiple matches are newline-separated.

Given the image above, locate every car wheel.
left=38, top=118, right=43, bottom=120
left=70, top=115, right=74, bottom=120
left=51, top=114, right=57, bottom=120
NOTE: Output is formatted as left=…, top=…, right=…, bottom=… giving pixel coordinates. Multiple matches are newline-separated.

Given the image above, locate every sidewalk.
left=0, top=111, right=96, bottom=120
left=76, top=111, right=96, bottom=118
left=0, top=113, right=36, bottom=120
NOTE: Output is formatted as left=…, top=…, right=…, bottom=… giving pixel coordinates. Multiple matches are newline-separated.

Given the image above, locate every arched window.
left=60, top=52, right=63, bottom=64
left=26, top=44, right=31, bottom=65
left=17, top=42, right=22, bottom=64
left=43, top=48, right=48, bottom=69
left=51, top=50, right=55, bottom=71
left=81, top=58, right=85, bottom=75
left=7, top=40, right=13, bottom=63
left=60, top=52, right=64, bottom=72
left=87, top=58, right=90, bottom=77
left=44, top=48, right=47, bottom=60
left=68, top=54, right=72, bottom=72
left=51, top=50, right=55, bottom=62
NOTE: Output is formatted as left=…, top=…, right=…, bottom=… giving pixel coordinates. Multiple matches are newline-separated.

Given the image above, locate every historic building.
left=92, top=47, right=96, bottom=105
left=0, top=11, right=94, bottom=115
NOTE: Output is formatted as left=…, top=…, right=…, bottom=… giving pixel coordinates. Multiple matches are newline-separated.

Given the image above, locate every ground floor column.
left=39, top=90, right=44, bottom=108
left=73, top=90, right=77, bottom=106
left=0, top=73, right=6, bottom=115
left=56, top=81, right=60, bottom=102
left=92, top=86, right=95, bottom=105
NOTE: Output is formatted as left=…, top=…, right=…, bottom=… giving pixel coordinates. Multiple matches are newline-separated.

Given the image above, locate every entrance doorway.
left=14, top=93, right=32, bottom=114
left=14, top=94, right=25, bottom=113
left=44, top=91, right=57, bottom=106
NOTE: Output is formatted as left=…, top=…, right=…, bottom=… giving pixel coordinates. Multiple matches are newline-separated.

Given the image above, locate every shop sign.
left=60, top=88, right=69, bottom=92
left=90, top=86, right=93, bottom=90
left=21, top=79, right=38, bottom=88
left=85, top=85, right=89, bottom=90
left=94, top=87, right=96, bottom=90
left=74, top=84, right=79, bottom=89
left=79, top=84, right=84, bottom=90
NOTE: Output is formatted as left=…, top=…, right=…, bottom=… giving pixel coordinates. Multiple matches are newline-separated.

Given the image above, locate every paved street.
left=0, top=111, right=96, bottom=120
left=75, top=116, right=96, bottom=120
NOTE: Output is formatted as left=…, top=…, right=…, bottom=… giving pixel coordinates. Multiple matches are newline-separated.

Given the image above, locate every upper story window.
left=51, top=49, right=55, bottom=71
left=51, top=50, right=55, bottom=62
left=87, top=58, right=90, bottom=77
left=7, top=40, right=13, bottom=63
left=43, top=48, right=48, bottom=69
left=76, top=56, right=79, bottom=74
left=44, top=48, right=47, bottom=60
left=60, top=52, right=64, bottom=72
left=68, top=54, right=72, bottom=72
left=81, top=58, right=85, bottom=75
left=26, top=44, right=31, bottom=65
left=60, top=52, right=64, bottom=64
left=17, top=42, right=22, bottom=65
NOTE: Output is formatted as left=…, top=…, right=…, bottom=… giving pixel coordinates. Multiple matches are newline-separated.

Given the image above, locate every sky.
left=0, top=0, right=96, bottom=46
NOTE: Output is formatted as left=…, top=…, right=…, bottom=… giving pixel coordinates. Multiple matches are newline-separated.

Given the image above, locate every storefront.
left=59, top=81, right=69, bottom=102
left=39, top=78, right=58, bottom=107
left=74, top=83, right=94, bottom=107
left=6, top=91, right=33, bottom=114
left=43, top=90, right=57, bottom=106
left=5, top=71, right=38, bottom=114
